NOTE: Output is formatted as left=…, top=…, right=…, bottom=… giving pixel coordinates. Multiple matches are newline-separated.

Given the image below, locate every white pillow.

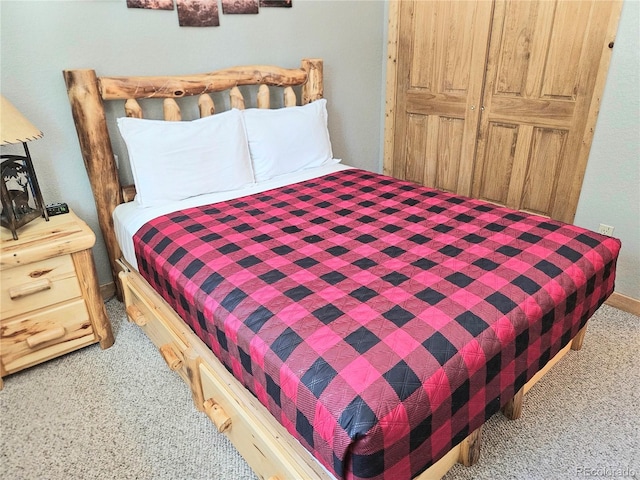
left=117, top=109, right=254, bottom=207
left=242, top=99, right=338, bottom=182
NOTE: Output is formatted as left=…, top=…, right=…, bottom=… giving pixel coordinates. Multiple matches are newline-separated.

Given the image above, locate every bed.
left=63, top=58, right=621, bottom=480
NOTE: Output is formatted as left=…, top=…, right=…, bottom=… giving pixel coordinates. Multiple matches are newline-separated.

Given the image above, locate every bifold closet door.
left=472, top=0, right=622, bottom=222
left=385, top=0, right=622, bottom=223
left=385, top=0, right=493, bottom=196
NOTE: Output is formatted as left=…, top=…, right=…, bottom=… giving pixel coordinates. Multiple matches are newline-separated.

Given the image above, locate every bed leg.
left=501, top=386, right=524, bottom=420
left=458, top=426, right=482, bottom=467
left=571, top=323, right=588, bottom=351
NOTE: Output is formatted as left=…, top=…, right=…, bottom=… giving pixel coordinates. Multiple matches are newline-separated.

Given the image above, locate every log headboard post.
left=64, top=69, right=124, bottom=299
left=64, top=59, right=323, bottom=300
left=302, top=58, right=323, bottom=104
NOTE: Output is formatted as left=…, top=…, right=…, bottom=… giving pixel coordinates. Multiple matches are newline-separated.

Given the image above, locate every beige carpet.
left=1, top=300, right=638, bottom=480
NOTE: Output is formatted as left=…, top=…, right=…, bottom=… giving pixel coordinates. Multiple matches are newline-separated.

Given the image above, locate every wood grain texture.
left=1, top=211, right=113, bottom=380
left=163, top=98, right=181, bottom=121
left=125, top=98, right=143, bottom=118
left=473, top=0, right=623, bottom=222
left=63, top=69, right=124, bottom=298
left=257, top=84, right=270, bottom=109
left=198, top=94, right=215, bottom=117
left=302, top=58, right=323, bottom=104
left=1, top=199, right=96, bottom=267
left=230, top=86, right=245, bottom=110
left=99, top=65, right=310, bottom=100
left=387, top=0, right=622, bottom=223
left=284, top=86, right=296, bottom=107
left=388, top=0, right=492, bottom=196
left=458, top=427, right=482, bottom=467
left=120, top=267, right=334, bottom=480
left=72, top=248, right=114, bottom=349
left=25, top=326, right=66, bottom=349
left=501, top=386, right=524, bottom=420
left=556, top=0, right=623, bottom=222
left=122, top=185, right=137, bottom=203
left=160, top=344, right=183, bottom=371
left=203, top=399, right=232, bottom=433
left=383, top=0, right=400, bottom=177
left=8, top=278, right=51, bottom=300
left=126, top=304, right=147, bottom=326
left=1, top=255, right=80, bottom=319
left=1, top=299, right=96, bottom=373
left=571, top=324, right=589, bottom=351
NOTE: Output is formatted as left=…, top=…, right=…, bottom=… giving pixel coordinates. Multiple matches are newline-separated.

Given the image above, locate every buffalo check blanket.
left=134, top=169, right=620, bottom=480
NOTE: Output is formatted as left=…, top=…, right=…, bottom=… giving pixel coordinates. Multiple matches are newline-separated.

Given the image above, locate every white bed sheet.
left=114, top=163, right=353, bottom=270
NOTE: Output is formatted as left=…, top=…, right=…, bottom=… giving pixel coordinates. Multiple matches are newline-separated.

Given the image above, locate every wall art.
left=176, top=0, right=220, bottom=26
left=126, top=0, right=174, bottom=10
left=260, top=0, right=291, bottom=7
left=126, top=0, right=291, bottom=26
left=222, top=0, right=258, bottom=15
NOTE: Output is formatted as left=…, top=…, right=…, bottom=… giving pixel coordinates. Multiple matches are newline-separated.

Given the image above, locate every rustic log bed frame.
left=64, top=58, right=589, bottom=480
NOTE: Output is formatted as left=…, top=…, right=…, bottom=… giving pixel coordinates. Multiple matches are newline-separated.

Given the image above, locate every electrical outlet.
left=597, top=224, right=615, bottom=236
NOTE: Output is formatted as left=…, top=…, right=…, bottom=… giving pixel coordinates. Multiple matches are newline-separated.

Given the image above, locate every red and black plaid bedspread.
left=133, top=169, right=620, bottom=480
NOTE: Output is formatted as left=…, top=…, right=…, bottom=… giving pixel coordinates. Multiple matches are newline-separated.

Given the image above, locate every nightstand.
left=0, top=210, right=114, bottom=389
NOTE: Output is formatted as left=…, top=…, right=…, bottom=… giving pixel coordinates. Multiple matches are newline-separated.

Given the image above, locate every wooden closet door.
left=472, top=0, right=622, bottom=222
left=385, top=0, right=493, bottom=196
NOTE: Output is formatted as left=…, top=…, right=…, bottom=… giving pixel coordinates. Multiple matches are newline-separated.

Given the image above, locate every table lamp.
left=0, top=95, right=49, bottom=240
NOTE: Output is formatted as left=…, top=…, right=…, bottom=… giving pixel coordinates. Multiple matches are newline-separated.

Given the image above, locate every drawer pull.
left=26, top=326, right=66, bottom=348
left=126, top=304, right=147, bottom=326
left=159, top=344, right=183, bottom=371
left=203, top=398, right=232, bottom=433
left=9, top=279, right=52, bottom=300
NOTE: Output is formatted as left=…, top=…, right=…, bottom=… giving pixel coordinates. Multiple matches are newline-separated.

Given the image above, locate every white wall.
left=573, top=0, right=640, bottom=300
left=2, top=0, right=638, bottom=301
left=0, top=0, right=385, bottom=286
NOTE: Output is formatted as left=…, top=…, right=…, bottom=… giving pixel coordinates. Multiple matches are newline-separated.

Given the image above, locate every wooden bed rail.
left=63, top=59, right=323, bottom=299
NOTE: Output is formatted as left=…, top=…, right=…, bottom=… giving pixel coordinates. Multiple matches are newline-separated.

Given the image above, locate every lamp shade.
left=0, top=96, right=43, bottom=146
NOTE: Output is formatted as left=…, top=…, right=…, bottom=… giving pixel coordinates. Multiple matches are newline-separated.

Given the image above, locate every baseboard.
left=605, top=292, right=640, bottom=317
left=100, top=280, right=639, bottom=317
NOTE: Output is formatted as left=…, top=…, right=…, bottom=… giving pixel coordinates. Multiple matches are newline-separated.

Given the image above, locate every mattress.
left=113, top=163, right=353, bottom=268
left=129, top=168, right=620, bottom=480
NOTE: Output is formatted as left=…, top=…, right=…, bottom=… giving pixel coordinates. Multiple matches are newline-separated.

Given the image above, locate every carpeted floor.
left=1, top=300, right=638, bottom=480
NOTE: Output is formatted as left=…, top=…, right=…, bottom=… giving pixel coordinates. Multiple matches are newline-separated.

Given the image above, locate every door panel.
left=494, top=0, right=556, bottom=98
left=390, top=0, right=493, bottom=195
left=434, top=118, right=465, bottom=193
left=476, top=123, right=518, bottom=205
left=404, top=114, right=428, bottom=185
left=521, top=128, right=567, bottom=215
left=541, top=2, right=591, bottom=99
left=473, top=0, right=619, bottom=221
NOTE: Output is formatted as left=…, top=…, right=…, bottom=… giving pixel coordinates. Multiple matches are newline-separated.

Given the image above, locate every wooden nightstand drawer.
left=0, top=298, right=96, bottom=374
left=1, top=255, right=82, bottom=318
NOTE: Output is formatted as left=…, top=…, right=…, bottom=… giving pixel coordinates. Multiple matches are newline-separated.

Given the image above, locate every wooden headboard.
left=64, top=58, right=323, bottom=298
